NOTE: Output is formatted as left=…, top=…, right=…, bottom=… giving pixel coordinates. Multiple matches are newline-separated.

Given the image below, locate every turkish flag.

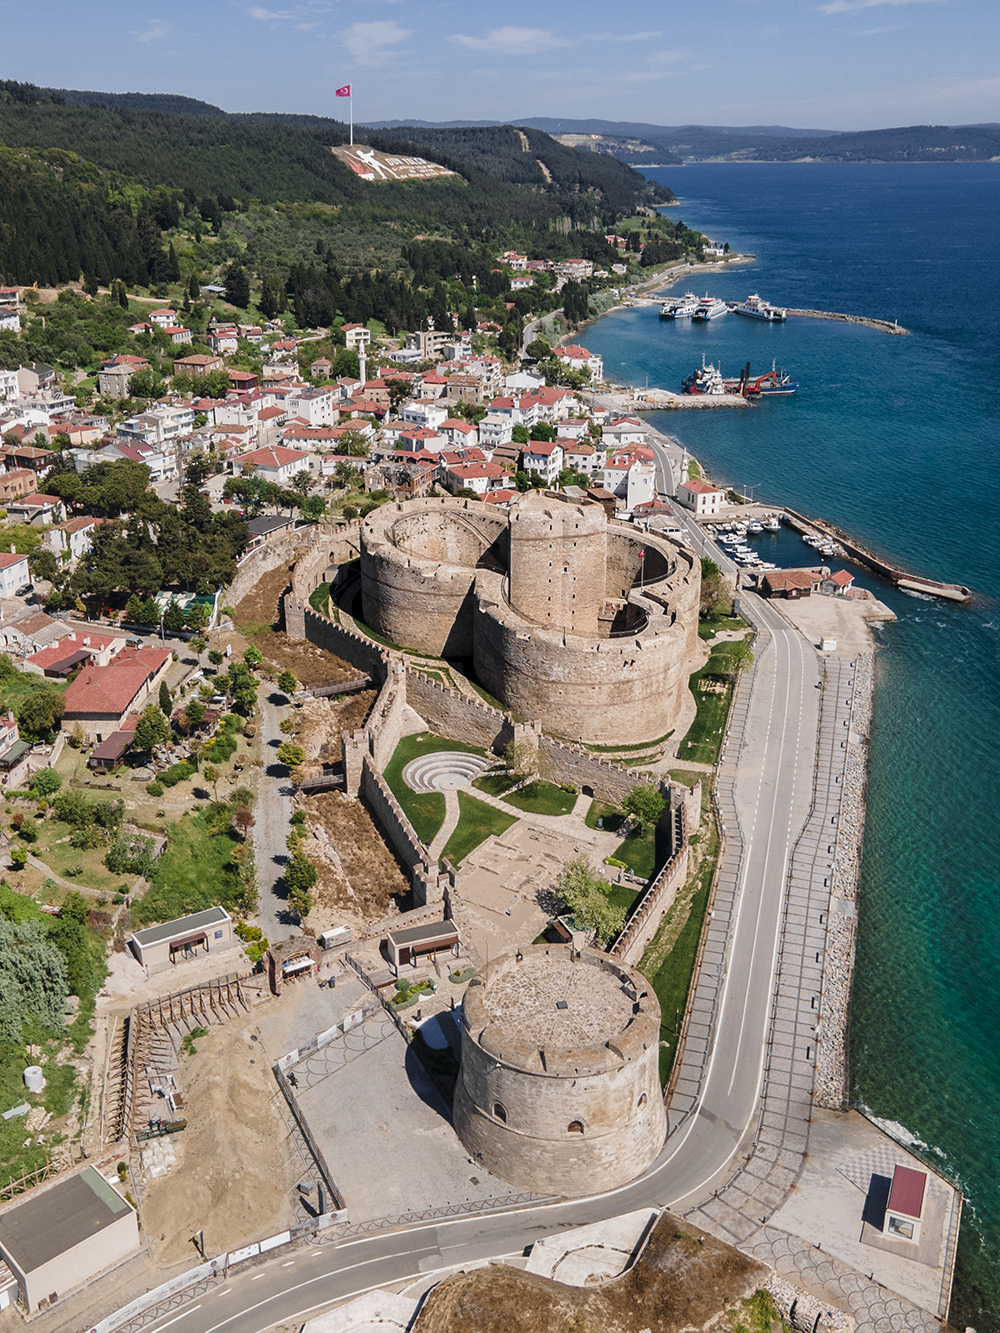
left=335, top=85, right=351, bottom=97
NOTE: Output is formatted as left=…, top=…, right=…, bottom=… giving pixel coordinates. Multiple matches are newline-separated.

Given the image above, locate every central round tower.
left=508, top=491, right=607, bottom=638
left=453, top=945, right=666, bottom=1197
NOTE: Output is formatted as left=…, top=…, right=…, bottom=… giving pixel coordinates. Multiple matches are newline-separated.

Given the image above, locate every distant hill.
left=732, top=124, right=1000, bottom=163
left=51, top=89, right=227, bottom=117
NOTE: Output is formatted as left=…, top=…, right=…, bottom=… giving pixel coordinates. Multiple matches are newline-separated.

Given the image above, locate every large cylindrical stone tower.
left=453, top=945, right=666, bottom=1197
left=508, top=491, right=606, bottom=638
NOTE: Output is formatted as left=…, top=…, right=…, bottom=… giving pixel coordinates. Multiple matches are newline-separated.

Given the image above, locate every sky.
left=2, top=0, right=998, bottom=130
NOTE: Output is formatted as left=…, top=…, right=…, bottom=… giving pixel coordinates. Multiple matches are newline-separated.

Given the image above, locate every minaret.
left=358, top=345, right=367, bottom=388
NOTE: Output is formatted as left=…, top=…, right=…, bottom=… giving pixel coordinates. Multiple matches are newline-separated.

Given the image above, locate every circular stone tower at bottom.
left=453, top=945, right=666, bottom=1197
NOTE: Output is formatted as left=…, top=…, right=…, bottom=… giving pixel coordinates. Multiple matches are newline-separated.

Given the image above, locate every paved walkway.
left=428, top=790, right=461, bottom=861
left=253, top=692, right=295, bottom=940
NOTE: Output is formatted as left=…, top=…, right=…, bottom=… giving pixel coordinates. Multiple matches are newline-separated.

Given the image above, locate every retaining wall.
left=611, top=844, right=690, bottom=967
left=294, top=607, right=388, bottom=680
left=229, top=527, right=313, bottom=610
left=405, top=671, right=511, bottom=753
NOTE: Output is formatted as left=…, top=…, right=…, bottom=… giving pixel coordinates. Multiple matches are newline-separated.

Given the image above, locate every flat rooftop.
left=132, top=905, right=229, bottom=947
left=0, top=1167, right=132, bottom=1272
left=479, top=953, right=635, bottom=1051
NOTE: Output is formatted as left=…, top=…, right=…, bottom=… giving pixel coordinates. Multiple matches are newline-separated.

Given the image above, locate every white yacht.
left=733, top=293, right=787, bottom=322
left=764, top=515, right=781, bottom=531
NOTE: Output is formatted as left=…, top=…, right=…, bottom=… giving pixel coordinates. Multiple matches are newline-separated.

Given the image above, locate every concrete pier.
left=784, top=307, right=909, bottom=335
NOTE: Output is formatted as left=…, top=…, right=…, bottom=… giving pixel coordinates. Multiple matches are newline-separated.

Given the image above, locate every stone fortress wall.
left=453, top=945, right=666, bottom=1196
left=357, top=494, right=701, bottom=747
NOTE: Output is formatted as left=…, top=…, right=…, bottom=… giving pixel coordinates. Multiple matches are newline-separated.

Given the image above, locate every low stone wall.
left=539, top=735, right=661, bottom=807
left=611, top=844, right=689, bottom=968
left=359, top=753, right=429, bottom=876
left=366, top=662, right=412, bottom=772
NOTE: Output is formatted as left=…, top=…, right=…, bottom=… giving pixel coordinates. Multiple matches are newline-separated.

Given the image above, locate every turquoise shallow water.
left=582, top=163, right=1000, bottom=1327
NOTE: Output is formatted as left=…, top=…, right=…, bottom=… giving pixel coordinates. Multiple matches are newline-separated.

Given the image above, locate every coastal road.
left=128, top=589, right=820, bottom=1333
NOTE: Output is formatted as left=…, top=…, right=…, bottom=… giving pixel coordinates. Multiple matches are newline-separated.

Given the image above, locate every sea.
left=580, top=163, right=1000, bottom=1328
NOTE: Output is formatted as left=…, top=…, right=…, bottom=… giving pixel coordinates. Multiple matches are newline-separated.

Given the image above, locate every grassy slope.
left=382, top=733, right=486, bottom=846
left=441, top=792, right=515, bottom=866
left=131, top=810, right=238, bottom=924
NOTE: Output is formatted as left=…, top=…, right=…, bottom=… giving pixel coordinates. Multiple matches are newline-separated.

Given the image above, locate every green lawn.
left=585, top=800, right=626, bottom=832
left=441, top=792, right=516, bottom=866
left=639, top=816, right=719, bottom=1084
left=308, top=582, right=332, bottom=615
left=677, top=639, right=750, bottom=766
left=131, top=811, right=240, bottom=925
left=698, top=612, right=748, bottom=641
left=31, top=820, right=123, bottom=893
left=603, top=879, right=641, bottom=921
left=585, top=801, right=670, bottom=882
left=583, top=730, right=674, bottom=754
left=383, top=733, right=485, bottom=846
left=499, top=781, right=577, bottom=817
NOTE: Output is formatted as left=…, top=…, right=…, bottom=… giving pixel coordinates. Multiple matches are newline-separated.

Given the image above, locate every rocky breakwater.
left=814, top=651, right=874, bottom=1111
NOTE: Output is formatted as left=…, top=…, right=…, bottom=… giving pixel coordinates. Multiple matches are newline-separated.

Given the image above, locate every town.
left=0, top=230, right=961, bottom=1333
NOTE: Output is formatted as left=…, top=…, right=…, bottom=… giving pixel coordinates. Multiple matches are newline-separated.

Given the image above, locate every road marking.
left=215, top=1289, right=231, bottom=1297
left=281, top=1260, right=295, bottom=1267
left=250, top=1273, right=265, bottom=1280
left=149, top=1307, right=201, bottom=1331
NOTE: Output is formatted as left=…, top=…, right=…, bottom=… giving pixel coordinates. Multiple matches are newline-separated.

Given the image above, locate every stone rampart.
left=405, top=671, right=511, bottom=753
left=538, top=735, right=661, bottom=806
left=295, top=607, right=388, bottom=680
left=228, top=526, right=313, bottom=610
left=366, top=661, right=412, bottom=771
left=611, top=844, right=689, bottom=968
left=359, top=753, right=429, bottom=875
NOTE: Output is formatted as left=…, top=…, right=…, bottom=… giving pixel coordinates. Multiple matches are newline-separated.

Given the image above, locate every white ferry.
left=691, top=295, right=729, bottom=321
left=733, top=293, right=787, bottom=322
left=659, top=291, right=700, bottom=319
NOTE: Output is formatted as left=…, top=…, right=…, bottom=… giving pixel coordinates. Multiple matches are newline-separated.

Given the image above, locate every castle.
left=359, top=492, right=700, bottom=747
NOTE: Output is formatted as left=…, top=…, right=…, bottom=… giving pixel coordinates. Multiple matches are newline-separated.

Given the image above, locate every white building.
left=677, top=478, right=727, bottom=516
left=553, top=345, right=603, bottom=380
left=400, top=399, right=449, bottom=432
left=521, top=441, right=564, bottom=485
left=0, top=552, right=31, bottom=598
left=478, top=415, right=514, bottom=448
left=286, top=386, right=336, bottom=427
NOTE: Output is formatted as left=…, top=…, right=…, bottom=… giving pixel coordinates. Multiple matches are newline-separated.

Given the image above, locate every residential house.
left=0, top=288, right=18, bottom=310
left=477, top=414, right=515, bottom=448
left=603, top=449, right=656, bottom=511
left=46, top=516, right=104, bottom=561
left=820, top=569, right=855, bottom=596
left=100, top=439, right=177, bottom=484
left=0, top=552, right=31, bottom=597
left=554, top=417, right=591, bottom=441
left=342, top=323, right=371, bottom=351
left=237, top=445, right=317, bottom=485
left=15, top=365, right=56, bottom=395
left=116, top=403, right=195, bottom=447
left=97, top=355, right=150, bottom=400
left=4, top=494, right=66, bottom=527
left=162, top=325, right=192, bottom=346
left=488, top=396, right=539, bottom=430
left=761, top=568, right=824, bottom=600
left=25, top=630, right=126, bottom=677
left=442, top=461, right=513, bottom=496
left=310, top=357, right=332, bottom=379
left=521, top=440, right=564, bottom=485
left=0, top=309, right=19, bottom=334
left=677, top=478, right=726, bottom=516
left=439, top=419, right=478, bottom=449
left=287, top=386, right=337, bottom=427
left=561, top=441, right=603, bottom=476
left=238, top=324, right=263, bottom=344
left=509, top=274, right=534, bottom=291
left=61, top=647, right=172, bottom=743
left=208, top=325, right=239, bottom=355
left=602, top=417, right=648, bottom=449
left=553, top=344, right=603, bottom=379
left=400, top=399, right=448, bottom=432
left=0, top=369, right=18, bottom=404
left=0, top=445, right=54, bottom=475
left=148, top=309, right=177, bottom=328
left=228, top=370, right=259, bottom=392
left=174, top=354, right=224, bottom=379
left=0, top=470, right=38, bottom=503
left=396, top=428, right=446, bottom=454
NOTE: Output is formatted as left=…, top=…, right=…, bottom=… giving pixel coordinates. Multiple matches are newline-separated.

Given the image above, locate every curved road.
left=130, top=584, right=819, bottom=1333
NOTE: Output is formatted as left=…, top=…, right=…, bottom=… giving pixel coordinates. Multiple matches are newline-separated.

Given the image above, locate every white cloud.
left=451, top=27, right=572, bottom=55
left=343, top=20, right=413, bottom=65
left=450, top=27, right=669, bottom=57
left=133, top=19, right=170, bottom=43
left=821, top=0, right=944, bottom=14
left=248, top=6, right=292, bottom=18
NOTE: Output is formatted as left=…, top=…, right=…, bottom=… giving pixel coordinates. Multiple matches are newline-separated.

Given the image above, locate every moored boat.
left=659, top=291, right=700, bottom=319
left=733, top=293, right=787, bottom=322
left=691, top=295, right=728, bottom=321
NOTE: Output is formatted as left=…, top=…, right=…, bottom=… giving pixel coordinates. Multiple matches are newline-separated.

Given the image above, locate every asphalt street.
left=129, top=573, right=818, bottom=1333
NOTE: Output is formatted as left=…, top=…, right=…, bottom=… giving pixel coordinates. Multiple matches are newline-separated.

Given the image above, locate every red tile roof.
left=63, top=648, right=170, bottom=718
left=888, top=1165, right=926, bottom=1220
left=681, top=479, right=723, bottom=494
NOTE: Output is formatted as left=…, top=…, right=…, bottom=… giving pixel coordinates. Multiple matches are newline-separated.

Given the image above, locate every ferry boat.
left=691, top=295, right=729, bottom=321
left=733, top=293, right=787, bottom=322
left=681, top=358, right=726, bottom=395
left=659, top=291, right=700, bottom=319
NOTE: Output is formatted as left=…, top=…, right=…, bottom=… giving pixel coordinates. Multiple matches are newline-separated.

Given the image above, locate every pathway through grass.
left=383, top=733, right=485, bottom=846
left=440, top=792, right=516, bottom=865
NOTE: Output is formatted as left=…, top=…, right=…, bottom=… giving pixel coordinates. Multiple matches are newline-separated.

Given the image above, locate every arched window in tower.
left=493, top=1102, right=507, bottom=1123
left=567, top=1120, right=584, bottom=1134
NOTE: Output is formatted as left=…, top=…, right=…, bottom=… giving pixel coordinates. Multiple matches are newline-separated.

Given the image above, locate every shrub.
left=160, top=762, right=195, bottom=788
left=18, top=817, right=39, bottom=844
left=291, top=809, right=306, bottom=825
left=9, top=847, right=27, bottom=868
left=146, top=780, right=165, bottom=797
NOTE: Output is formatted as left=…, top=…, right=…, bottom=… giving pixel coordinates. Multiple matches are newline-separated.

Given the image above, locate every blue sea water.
left=582, top=164, right=1000, bottom=1327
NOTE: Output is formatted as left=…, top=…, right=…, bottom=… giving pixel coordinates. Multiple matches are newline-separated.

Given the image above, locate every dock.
left=783, top=508, right=971, bottom=604
left=784, top=308, right=909, bottom=335
left=600, top=387, right=749, bottom=411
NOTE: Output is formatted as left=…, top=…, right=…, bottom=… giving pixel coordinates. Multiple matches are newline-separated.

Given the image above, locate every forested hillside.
left=734, top=124, right=1000, bottom=162
left=0, top=81, right=673, bottom=288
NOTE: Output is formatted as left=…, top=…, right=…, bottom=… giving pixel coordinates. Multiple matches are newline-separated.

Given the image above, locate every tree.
left=186, top=699, right=206, bottom=731
left=243, top=645, right=263, bottom=668
left=233, top=804, right=254, bottom=840
left=158, top=680, right=172, bottom=715
left=511, top=424, right=530, bottom=445
left=105, top=832, right=156, bottom=878
left=29, top=548, right=60, bottom=584
left=9, top=847, right=27, bottom=869
left=18, top=688, right=65, bottom=741
left=488, top=738, right=543, bottom=787
left=208, top=649, right=224, bottom=667
left=0, top=917, right=68, bottom=1043
left=131, top=703, right=171, bottom=752
left=699, top=557, right=729, bottom=619
left=277, top=670, right=297, bottom=696
left=203, top=763, right=220, bottom=799
left=526, top=337, right=551, bottom=360
left=224, top=263, right=251, bottom=309
left=128, top=367, right=165, bottom=400
left=285, top=851, right=317, bottom=919
left=277, top=742, right=305, bottom=769
left=622, top=784, right=666, bottom=831
left=30, top=768, right=63, bottom=799
left=290, top=470, right=313, bottom=499
left=555, top=855, right=625, bottom=945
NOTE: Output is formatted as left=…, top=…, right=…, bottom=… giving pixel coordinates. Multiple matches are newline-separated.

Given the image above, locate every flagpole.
left=350, top=91, right=353, bottom=147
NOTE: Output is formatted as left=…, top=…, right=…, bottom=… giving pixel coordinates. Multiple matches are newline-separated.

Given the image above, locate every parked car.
left=14, top=584, right=32, bottom=597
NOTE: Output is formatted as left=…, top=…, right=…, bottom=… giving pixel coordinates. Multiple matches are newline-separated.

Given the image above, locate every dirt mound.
left=413, top=1215, right=768, bottom=1333
left=138, top=1017, right=298, bottom=1267
left=304, top=790, right=409, bottom=919
left=300, top=691, right=376, bottom=763
left=234, top=561, right=297, bottom=633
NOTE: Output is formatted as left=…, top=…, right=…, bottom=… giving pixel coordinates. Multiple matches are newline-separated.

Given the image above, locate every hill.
left=732, top=123, right=1000, bottom=163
